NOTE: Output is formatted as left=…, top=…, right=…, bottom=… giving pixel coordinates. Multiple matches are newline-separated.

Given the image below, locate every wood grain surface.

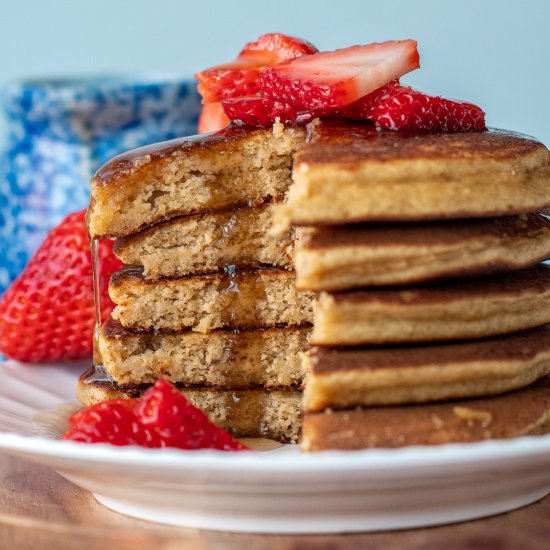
left=0, top=452, right=548, bottom=550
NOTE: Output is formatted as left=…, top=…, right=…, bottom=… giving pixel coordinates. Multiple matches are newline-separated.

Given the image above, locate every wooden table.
left=0, top=452, right=548, bottom=550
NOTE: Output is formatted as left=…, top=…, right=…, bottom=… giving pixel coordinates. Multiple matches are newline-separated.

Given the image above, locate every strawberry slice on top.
left=222, top=95, right=315, bottom=127
left=336, top=82, right=486, bottom=132
left=242, top=32, right=318, bottom=60
left=259, top=40, right=420, bottom=110
left=197, top=101, right=230, bottom=133
left=195, top=33, right=318, bottom=103
left=364, top=85, right=486, bottom=131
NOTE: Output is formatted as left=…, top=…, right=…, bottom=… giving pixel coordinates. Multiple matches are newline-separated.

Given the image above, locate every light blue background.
left=0, top=0, right=549, bottom=144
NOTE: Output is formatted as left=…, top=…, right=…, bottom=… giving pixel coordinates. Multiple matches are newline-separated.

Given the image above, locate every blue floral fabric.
left=0, top=77, right=201, bottom=294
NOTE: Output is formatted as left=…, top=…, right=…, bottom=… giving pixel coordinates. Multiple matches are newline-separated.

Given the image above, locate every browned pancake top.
left=114, top=202, right=276, bottom=251
left=331, top=264, right=550, bottom=304
left=304, top=213, right=550, bottom=250
left=309, top=325, right=550, bottom=374
left=93, top=125, right=273, bottom=186
left=303, top=376, right=550, bottom=449
left=101, top=317, right=311, bottom=339
left=79, top=366, right=300, bottom=393
left=298, top=119, right=547, bottom=168
left=109, top=265, right=292, bottom=288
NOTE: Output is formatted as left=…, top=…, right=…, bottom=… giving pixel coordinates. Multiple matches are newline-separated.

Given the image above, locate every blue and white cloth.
left=0, top=76, right=201, bottom=294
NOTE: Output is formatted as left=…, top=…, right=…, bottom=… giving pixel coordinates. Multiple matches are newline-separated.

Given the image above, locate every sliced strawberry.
left=222, top=95, right=314, bottom=127
left=196, top=55, right=269, bottom=103
left=198, top=102, right=230, bottom=133
left=63, top=379, right=248, bottom=451
left=335, top=82, right=486, bottom=131
left=260, top=40, right=420, bottom=110
left=63, top=399, right=144, bottom=446
left=0, top=210, right=122, bottom=363
left=196, top=33, right=318, bottom=103
left=241, top=32, right=317, bottom=60
left=138, top=380, right=248, bottom=450
left=364, top=85, right=486, bottom=131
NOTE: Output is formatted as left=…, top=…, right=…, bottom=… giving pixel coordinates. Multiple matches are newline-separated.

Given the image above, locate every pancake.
left=109, top=266, right=314, bottom=332
left=114, top=203, right=294, bottom=279
left=88, top=123, right=305, bottom=239
left=302, top=377, right=550, bottom=450
left=274, top=119, right=550, bottom=231
left=98, top=318, right=311, bottom=387
left=311, top=265, right=550, bottom=345
left=295, top=213, right=550, bottom=290
left=304, top=326, right=550, bottom=411
left=77, top=369, right=302, bottom=443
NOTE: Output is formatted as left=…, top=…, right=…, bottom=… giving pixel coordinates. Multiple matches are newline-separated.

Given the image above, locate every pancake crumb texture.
left=77, top=379, right=302, bottom=443
left=99, top=322, right=311, bottom=387
left=110, top=269, right=314, bottom=332
left=115, top=205, right=294, bottom=279
left=89, top=125, right=305, bottom=239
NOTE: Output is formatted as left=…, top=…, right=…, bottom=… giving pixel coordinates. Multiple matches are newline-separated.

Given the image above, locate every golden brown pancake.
left=88, top=123, right=305, bottom=239
left=304, top=326, right=550, bottom=411
left=109, top=266, right=314, bottom=332
left=98, top=318, right=311, bottom=387
left=114, top=203, right=294, bottom=279
left=302, top=377, right=550, bottom=450
left=274, top=120, right=550, bottom=231
left=311, top=265, right=550, bottom=345
left=77, top=368, right=302, bottom=443
left=295, top=214, right=550, bottom=290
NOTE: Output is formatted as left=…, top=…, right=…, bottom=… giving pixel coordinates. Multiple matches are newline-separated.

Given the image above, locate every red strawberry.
left=241, top=32, right=317, bottom=60
left=0, top=210, right=122, bottom=362
left=198, top=102, right=230, bottom=133
left=63, top=379, right=248, bottom=451
left=195, top=33, right=318, bottom=103
left=222, top=95, right=315, bottom=127
left=63, top=399, right=144, bottom=446
left=260, top=40, right=420, bottom=110
left=336, top=82, right=486, bottom=131
left=361, top=85, right=486, bottom=131
left=137, top=380, right=247, bottom=450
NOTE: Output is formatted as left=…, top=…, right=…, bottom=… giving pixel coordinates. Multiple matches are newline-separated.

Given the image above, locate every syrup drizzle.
left=83, top=365, right=114, bottom=385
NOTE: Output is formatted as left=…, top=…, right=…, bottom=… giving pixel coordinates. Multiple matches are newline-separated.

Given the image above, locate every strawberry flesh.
left=198, top=101, right=230, bottom=133
left=196, top=33, right=318, bottom=103
left=334, top=82, right=486, bottom=131
left=259, top=40, right=420, bottom=110
left=0, top=210, right=122, bottom=363
left=63, top=379, right=248, bottom=451
left=222, top=95, right=315, bottom=127
left=63, top=399, right=145, bottom=446
left=364, top=85, right=486, bottom=131
left=241, top=32, right=317, bottom=60
left=196, top=55, right=269, bottom=103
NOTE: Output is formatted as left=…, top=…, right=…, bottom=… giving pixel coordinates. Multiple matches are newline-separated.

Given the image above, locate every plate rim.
left=1, top=360, right=549, bottom=474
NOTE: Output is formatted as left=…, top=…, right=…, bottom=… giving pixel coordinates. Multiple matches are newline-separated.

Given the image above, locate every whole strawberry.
left=0, top=210, right=122, bottom=362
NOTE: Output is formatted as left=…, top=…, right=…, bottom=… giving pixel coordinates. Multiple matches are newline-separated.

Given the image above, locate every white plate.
left=0, top=360, right=548, bottom=534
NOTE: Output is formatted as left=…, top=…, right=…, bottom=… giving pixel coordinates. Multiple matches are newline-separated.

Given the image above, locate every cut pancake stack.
left=84, top=117, right=550, bottom=450
left=275, top=120, right=550, bottom=450
left=84, top=123, right=314, bottom=443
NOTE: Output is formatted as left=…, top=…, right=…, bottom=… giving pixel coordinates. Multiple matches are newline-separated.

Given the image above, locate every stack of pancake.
left=83, top=117, right=550, bottom=449
left=274, top=120, right=550, bottom=450
left=84, top=123, right=314, bottom=443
